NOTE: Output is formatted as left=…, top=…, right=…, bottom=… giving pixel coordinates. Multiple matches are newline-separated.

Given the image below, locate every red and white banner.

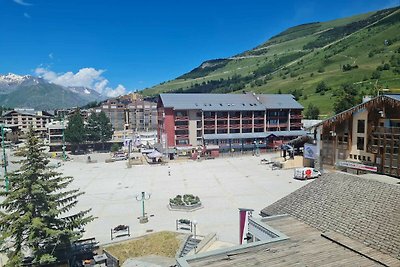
left=338, top=161, right=378, bottom=172
left=239, top=208, right=253, bottom=244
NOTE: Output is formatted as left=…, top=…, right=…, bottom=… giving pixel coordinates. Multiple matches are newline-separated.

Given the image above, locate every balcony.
left=217, top=124, right=228, bottom=129
left=175, top=116, right=189, bottom=121
left=268, top=123, right=289, bottom=128
left=254, top=124, right=264, bottom=128
left=204, top=125, right=216, bottom=129
left=175, top=135, right=189, bottom=139
left=230, top=124, right=241, bottom=129
left=204, top=117, right=215, bottom=121
left=242, top=124, right=253, bottom=128
left=372, top=126, right=400, bottom=135
left=175, top=125, right=189, bottom=130
left=290, top=122, right=303, bottom=128
left=290, top=114, right=303, bottom=119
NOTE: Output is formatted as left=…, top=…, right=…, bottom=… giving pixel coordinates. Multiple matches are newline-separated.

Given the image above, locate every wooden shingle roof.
left=261, top=173, right=400, bottom=260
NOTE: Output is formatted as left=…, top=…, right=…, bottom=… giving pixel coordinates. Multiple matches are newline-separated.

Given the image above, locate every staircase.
left=179, top=236, right=201, bottom=257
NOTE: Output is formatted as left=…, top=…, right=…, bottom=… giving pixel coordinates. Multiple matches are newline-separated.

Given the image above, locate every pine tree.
left=86, top=113, right=101, bottom=142
left=65, top=110, right=85, bottom=153
left=0, top=127, right=94, bottom=265
left=97, top=111, right=113, bottom=150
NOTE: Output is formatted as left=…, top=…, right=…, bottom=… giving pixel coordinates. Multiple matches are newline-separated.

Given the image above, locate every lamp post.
left=136, top=191, right=151, bottom=223
left=1, top=124, right=9, bottom=192
left=61, top=114, right=67, bottom=161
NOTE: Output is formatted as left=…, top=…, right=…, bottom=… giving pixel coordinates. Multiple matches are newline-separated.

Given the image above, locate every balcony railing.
left=175, top=125, right=189, bottom=130
left=204, top=125, right=216, bottom=129
left=175, top=135, right=189, bottom=139
left=230, top=124, right=241, bottom=129
left=290, top=114, right=303, bottom=119
left=372, top=126, right=400, bottom=135
left=175, top=116, right=189, bottom=121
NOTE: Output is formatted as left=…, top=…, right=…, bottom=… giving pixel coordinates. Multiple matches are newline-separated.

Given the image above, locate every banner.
left=304, top=143, right=317, bottom=159
left=338, top=161, right=378, bottom=172
left=239, top=208, right=253, bottom=245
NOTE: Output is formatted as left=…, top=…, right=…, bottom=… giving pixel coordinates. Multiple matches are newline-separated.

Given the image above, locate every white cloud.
left=35, top=67, right=127, bottom=97
left=13, top=0, right=32, bottom=6
left=23, top=12, right=31, bottom=18
left=48, top=53, right=54, bottom=59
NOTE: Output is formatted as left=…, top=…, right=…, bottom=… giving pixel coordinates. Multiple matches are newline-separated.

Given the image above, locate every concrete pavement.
left=59, top=153, right=311, bottom=245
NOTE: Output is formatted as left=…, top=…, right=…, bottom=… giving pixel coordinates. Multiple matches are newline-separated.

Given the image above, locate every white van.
left=294, top=168, right=321, bottom=180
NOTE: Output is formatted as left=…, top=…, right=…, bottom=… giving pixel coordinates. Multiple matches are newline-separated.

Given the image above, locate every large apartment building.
left=157, top=93, right=305, bottom=152
left=312, top=94, right=400, bottom=177
left=1, top=109, right=52, bottom=137
left=96, top=96, right=158, bottom=141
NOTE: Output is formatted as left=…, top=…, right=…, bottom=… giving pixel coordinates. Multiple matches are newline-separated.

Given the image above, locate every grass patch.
left=103, top=231, right=182, bottom=264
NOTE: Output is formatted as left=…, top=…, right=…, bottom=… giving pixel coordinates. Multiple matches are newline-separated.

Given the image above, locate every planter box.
left=169, top=202, right=203, bottom=212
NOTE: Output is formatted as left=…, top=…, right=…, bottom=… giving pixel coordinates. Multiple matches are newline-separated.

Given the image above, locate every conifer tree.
left=0, top=127, right=94, bottom=266
left=65, top=110, right=85, bottom=153
left=97, top=111, right=113, bottom=150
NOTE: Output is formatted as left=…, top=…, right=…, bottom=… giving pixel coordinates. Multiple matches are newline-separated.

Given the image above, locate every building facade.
left=312, top=94, right=400, bottom=177
left=157, top=93, right=305, bottom=153
left=1, top=109, right=52, bottom=137
left=96, top=97, right=158, bottom=141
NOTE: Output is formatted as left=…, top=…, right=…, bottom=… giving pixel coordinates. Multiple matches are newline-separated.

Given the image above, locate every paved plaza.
left=57, top=153, right=311, bottom=246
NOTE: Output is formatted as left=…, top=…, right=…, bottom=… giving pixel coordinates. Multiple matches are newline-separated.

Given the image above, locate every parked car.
left=112, top=152, right=127, bottom=161
left=294, top=168, right=321, bottom=180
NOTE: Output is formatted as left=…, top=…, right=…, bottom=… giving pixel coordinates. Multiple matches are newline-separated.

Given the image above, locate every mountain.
left=0, top=73, right=105, bottom=110
left=142, top=6, right=400, bottom=116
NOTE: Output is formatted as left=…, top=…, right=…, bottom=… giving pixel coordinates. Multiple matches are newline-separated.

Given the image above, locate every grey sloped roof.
left=159, top=93, right=302, bottom=111
left=385, top=94, right=400, bottom=101
left=261, top=173, right=400, bottom=260
left=256, top=94, right=303, bottom=109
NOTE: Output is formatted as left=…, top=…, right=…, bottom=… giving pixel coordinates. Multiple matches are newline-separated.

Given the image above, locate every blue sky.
left=0, top=0, right=398, bottom=96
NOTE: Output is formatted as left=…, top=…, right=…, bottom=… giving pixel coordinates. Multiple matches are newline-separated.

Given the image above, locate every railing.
left=204, top=117, right=215, bottom=121
left=175, top=135, right=189, bottom=139
left=230, top=124, right=241, bottom=129
left=242, top=124, right=253, bottom=128
left=290, top=114, right=303, bottom=119
left=175, top=116, right=189, bottom=121
left=254, top=124, right=264, bottom=128
left=204, top=125, right=216, bottom=129
left=175, top=125, right=189, bottom=130
left=371, top=126, right=400, bottom=134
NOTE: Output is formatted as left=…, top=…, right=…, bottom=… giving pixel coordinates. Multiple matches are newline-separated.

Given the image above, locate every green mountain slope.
left=142, top=7, right=400, bottom=116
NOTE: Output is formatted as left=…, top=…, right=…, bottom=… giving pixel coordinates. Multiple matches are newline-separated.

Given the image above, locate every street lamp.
left=1, top=124, right=10, bottom=192
left=136, top=191, right=151, bottom=223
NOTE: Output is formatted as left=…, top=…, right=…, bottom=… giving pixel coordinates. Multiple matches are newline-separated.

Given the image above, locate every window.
left=357, top=120, right=365, bottom=133
left=357, top=137, right=364, bottom=150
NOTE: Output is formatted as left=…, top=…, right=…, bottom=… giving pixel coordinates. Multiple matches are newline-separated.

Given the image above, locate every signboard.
left=239, top=208, right=253, bottom=245
left=338, top=161, right=378, bottom=172
left=304, top=144, right=318, bottom=159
